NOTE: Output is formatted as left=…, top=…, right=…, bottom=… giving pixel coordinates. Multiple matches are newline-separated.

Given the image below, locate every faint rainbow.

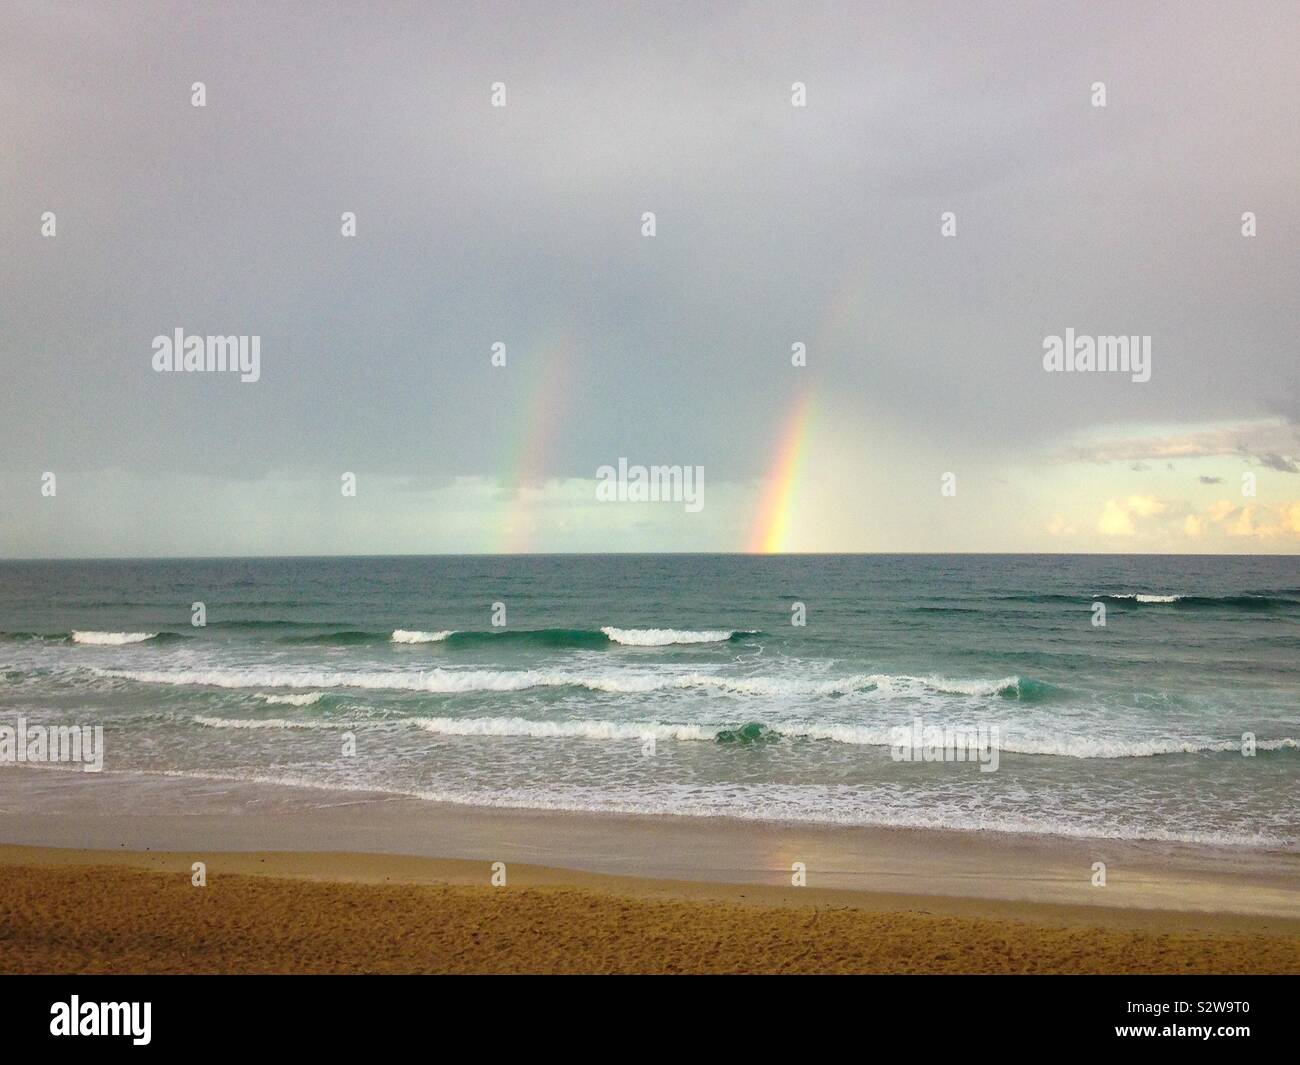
left=748, top=390, right=815, bottom=553
left=496, top=334, right=574, bottom=553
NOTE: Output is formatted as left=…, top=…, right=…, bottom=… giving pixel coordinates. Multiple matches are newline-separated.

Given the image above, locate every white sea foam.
left=256, top=691, right=324, bottom=707
left=769, top=722, right=1298, bottom=758
left=1107, top=594, right=1181, bottom=603
left=92, top=664, right=1026, bottom=698
left=391, top=629, right=454, bottom=643
left=71, top=631, right=158, bottom=645
left=1000, top=735, right=1298, bottom=758
left=601, top=627, right=738, bottom=646
left=135, top=768, right=1294, bottom=849
left=179, top=704, right=1298, bottom=760
left=193, top=715, right=345, bottom=730
left=889, top=674, right=1021, bottom=697
left=405, top=714, right=1297, bottom=759
left=414, top=716, right=715, bottom=741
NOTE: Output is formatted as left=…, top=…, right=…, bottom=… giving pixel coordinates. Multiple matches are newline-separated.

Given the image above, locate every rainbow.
left=744, top=268, right=865, bottom=554
left=496, top=333, right=574, bottom=553
left=748, top=390, right=814, bottom=553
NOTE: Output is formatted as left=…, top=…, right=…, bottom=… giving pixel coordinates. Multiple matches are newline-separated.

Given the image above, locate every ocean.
left=1, top=554, right=1296, bottom=849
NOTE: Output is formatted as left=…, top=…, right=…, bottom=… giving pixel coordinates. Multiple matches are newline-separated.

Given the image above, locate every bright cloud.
left=1126, top=495, right=1167, bottom=517
left=1097, top=500, right=1137, bottom=536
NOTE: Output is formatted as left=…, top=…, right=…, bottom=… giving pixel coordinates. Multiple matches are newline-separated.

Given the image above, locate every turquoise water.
left=1, top=554, right=1296, bottom=847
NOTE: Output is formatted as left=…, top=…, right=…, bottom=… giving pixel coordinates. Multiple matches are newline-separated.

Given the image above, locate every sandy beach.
left=4, top=845, right=1299, bottom=974
left=2, top=768, right=1298, bottom=974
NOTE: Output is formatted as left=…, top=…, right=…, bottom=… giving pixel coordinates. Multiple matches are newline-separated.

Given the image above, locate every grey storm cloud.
left=1062, top=422, right=1298, bottom=471
left=1253, top=454, right=1300, bottom=474
left=2, top=0, right=1298, bottom=491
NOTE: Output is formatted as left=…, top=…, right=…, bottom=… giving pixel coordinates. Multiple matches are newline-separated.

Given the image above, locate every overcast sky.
left=2, top=0, right=1297, bottom=556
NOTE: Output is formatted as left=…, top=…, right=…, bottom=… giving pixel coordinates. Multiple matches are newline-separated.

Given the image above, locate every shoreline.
left=4, top=767, right=1298, bottom=972
left=3, top=766, right=1298, bottom=919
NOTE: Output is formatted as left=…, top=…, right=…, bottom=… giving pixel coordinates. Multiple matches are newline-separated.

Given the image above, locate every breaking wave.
left=1095, top=593, right=1298, bottom=610
left=391, top=629, right=454, bottom=644
left=93, top=665, right=1031, bottom=699
left=189, top=711, right=1300, bottom=760
left=600, top=627, right=750, bottom=646
left=255, top=691, right=325, bottom=706
left=261, top=626, right=760, bottom=649
left=71, top=631, right=161, bottom=645
left=193, top=715, right=345, bottom=730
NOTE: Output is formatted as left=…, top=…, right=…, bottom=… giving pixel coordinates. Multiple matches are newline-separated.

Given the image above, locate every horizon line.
left=1, top=551, right=1296, bottom=563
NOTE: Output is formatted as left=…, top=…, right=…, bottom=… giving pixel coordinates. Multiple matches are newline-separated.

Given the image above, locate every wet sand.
left=1, top=768, right=1298, bottom=973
